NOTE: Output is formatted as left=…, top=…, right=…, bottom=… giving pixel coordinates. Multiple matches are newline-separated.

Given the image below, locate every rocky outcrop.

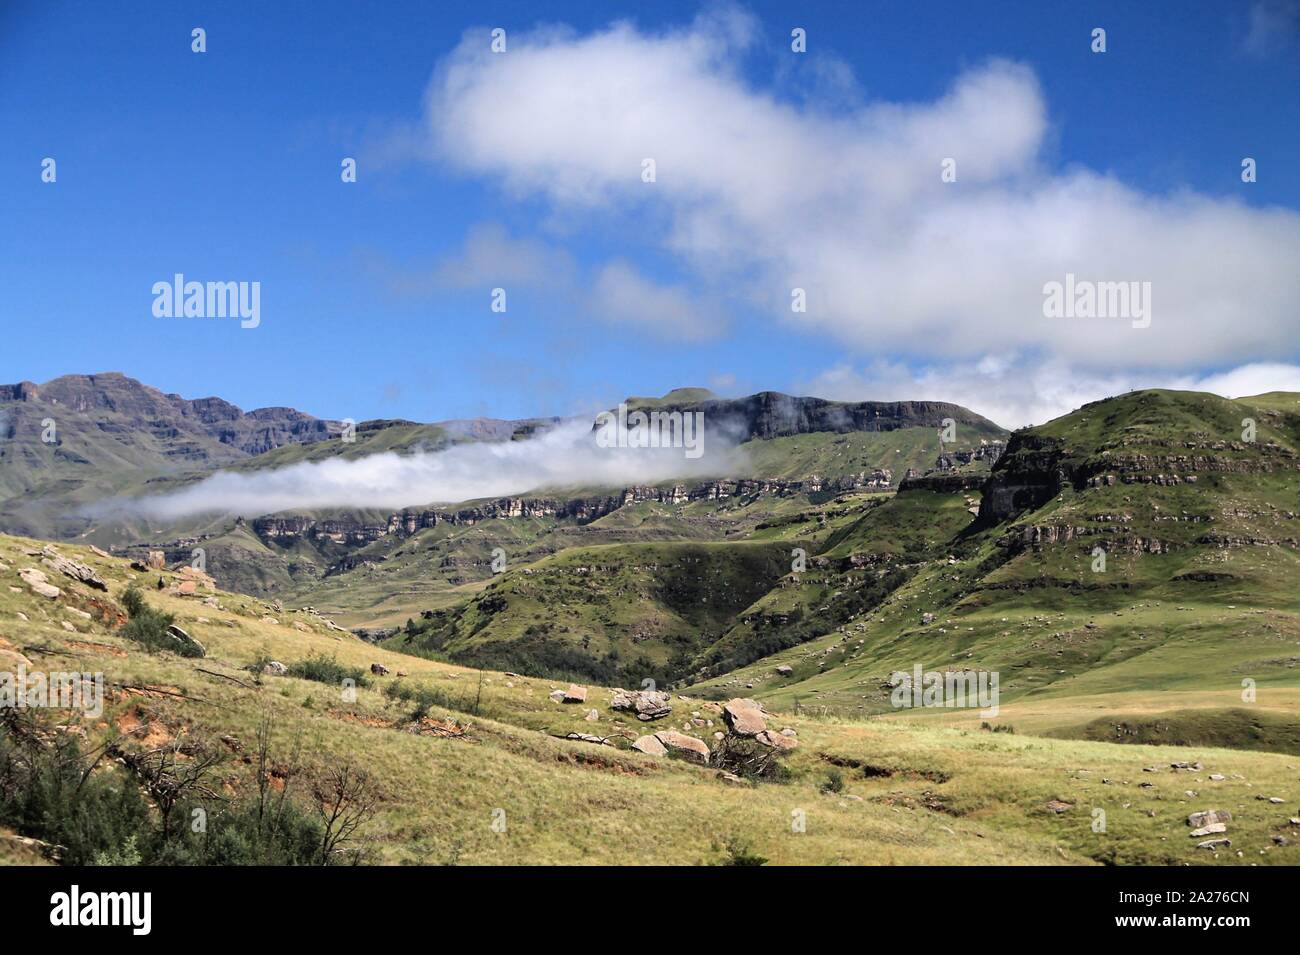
left=613, top=391, right=1002, bottom=441
left=39, top=546, right=107, bottom=591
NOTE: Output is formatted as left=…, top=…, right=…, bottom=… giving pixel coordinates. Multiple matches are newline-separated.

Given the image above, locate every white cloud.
left=591, top=260, right=722, bottom=340
left=801, top=359, right=1300, bottom=430
left=424, top=13, right=1300, bottom=370
left=122, top=420, right=743, bottom=520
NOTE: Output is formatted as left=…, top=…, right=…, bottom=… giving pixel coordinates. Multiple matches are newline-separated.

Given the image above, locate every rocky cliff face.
left=249, top=471, right=897, bottom=546
left=619, top=391, right=1003, bottom=441
left=11, top=373, right=337, bottom=456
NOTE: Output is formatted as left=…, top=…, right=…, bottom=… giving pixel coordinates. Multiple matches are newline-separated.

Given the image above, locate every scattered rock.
left=146, top=551, right=166, bottom=570
left=1045, top=799, right=1074, bottom=814
left=1209, top=774, right=1226, bottom=781
left=262, top=661, right=288, bottom=676
left=775, top=665, right=793, bottom=676
left=1190, top=823, right=1227, bottom=837
left=1196, top=838, right=1231, bottom=850
left=1187, top=809, right=1232, bottom=828
left=562, top=684, right=587, bottom=704
left=549, top=690, right=567, bottom=703
left=60, top=621, right=77, bottom=633
left=584, top=709, right=599, bottom=722
left=370, top=663, right=390, bottom=676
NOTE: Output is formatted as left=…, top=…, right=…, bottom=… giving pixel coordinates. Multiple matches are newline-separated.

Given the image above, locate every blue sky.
left=3, top=0, right=1299, bottom=427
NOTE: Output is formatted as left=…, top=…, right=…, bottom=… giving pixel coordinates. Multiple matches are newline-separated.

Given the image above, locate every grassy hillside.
left=3, top=533, right=1297, bottom=866
left=687, top=392, right=1300, bottom=764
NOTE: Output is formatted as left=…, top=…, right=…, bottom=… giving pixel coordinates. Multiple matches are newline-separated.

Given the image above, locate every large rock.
left=18, top=568, right=60, bottom=599
left=654, top=731, right=710, bottom=764
left=41, top=546, right=107, bottom=591
left=146, top=551, right=167, bottom=570
left=562, top=684, right=587, bottom=703
left=632, top=735, right=668, bottom=757
left=723, top=698, right=767, bottom=736
left=775, top=665, right=793, bottom=676
left=609, top=688, right=673, bottom=721
left=1187, top=809, right=1232, bottom=828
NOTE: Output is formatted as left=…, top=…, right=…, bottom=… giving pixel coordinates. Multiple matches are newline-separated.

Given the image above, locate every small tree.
left=311, top=762, right=380, bottom=865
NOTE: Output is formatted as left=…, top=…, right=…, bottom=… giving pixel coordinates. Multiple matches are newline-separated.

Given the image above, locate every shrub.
left=286, top=653, right=370, bottom=689
left=820, top=768, right=845, bottom=794
left=715, top=836, right=767, bottom=866
left=118, top=587, right=200, bottom=657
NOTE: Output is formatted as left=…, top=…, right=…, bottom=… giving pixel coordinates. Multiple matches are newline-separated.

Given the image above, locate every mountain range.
left=3, top=372, right=1299, bottom=866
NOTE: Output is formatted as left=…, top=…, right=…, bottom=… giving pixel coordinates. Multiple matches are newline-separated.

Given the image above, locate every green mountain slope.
left=687, top=389, right=1300, bottom=757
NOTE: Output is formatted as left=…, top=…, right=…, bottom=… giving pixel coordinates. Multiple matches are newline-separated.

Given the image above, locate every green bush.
left=286, top=653, right=370, bottom=689
left=118, top=586, right=201, bottom=657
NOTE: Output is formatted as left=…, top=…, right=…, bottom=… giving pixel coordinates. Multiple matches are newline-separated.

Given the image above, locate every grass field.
left=2, top=534, right=1297, bottom=866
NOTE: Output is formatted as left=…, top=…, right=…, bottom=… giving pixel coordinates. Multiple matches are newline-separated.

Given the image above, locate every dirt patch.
left=327, top=709, right=470, bottom=740
left=113, top=703, right=174, bottom=749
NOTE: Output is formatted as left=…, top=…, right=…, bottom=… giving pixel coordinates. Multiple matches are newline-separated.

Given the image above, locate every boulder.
left=1190, top=823, right=1227, bottom=837
left=549, top=689, right=567, bottom=703
left=776, top=665, right=793, bottom=676
left=632, top=734, right=668, bottom=757
left=146, top=551, right=167, bottom=570
left=723, top=698, right=767, bottom=736
left=40, top=547, right=107, bottom=591
left=562, top=684, right=587, bottom=704
left=1196, top=838, right=1231, bottom=850
left=262, top=661, right=288, bottom=676
left=609, top=688, right=672, bottom=721
left=584, top=709, right=599, bottom=722
left=653, top=731, right=710, bottom=764
left=1187, top=809, right=1232, bottom=828
left=370, top=663, right=390, bottom=676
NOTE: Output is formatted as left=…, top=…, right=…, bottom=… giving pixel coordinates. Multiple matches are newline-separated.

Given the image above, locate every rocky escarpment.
left=617, top=391, right=1003, bottom=441
left=979, top=431, right=1300, bottom=525
left=251, top=471, right=895, bottom=546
